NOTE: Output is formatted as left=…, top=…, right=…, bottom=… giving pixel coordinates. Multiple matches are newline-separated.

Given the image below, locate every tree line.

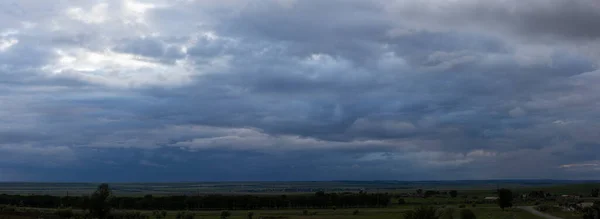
left=0, top=184, right=391, bottom=211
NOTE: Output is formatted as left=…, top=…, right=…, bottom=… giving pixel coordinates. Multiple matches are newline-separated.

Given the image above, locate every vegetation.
left=90, top=183, right=112, bottom=219
left=459, top=209, right=476, bottom=219
left=403, top=205, right=439, bottom=219
left=0, top=192, right=391, bottom=210
left=220, top=210, right=231, bottom=219
left=449, top=191, right=458, bottom=198
left=398, top=198, right=406, bottom=205
left=439, top=207, right=455, bottom=219
left=582, top=204, right=599, bottom=219
left=54, top=208, right=74, bottom=218
left=1, top=182, right=600, bottom=219
left=496, top=189, right=513, bottom=211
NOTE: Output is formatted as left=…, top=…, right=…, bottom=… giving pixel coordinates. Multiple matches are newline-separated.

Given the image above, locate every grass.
left=470, top=208, right=544, bottom=219
left=545, top=210, right=581, bottom=219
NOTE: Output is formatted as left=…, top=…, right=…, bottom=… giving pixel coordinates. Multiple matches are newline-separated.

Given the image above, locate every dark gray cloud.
left=0, top=0, right=599, bottom=181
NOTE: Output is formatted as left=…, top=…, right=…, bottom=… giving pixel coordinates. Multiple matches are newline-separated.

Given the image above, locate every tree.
left=592, top=188, right=599, bottom=198
left=459, top=209, right=476, bottom=219
left=449, top=191, right=458, bottom=198
left=404, top=206, right=439, bottom=219
left=497, top=189, right=513, bottom=211
left=416, top=189, right=423, bottom=195
left=247, top=211, right=254, bottom=219
left=90, top=183, right=112, bottom=219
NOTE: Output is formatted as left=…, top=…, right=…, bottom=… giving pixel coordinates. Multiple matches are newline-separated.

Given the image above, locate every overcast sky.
left=1, top=0, right=600, bottom=182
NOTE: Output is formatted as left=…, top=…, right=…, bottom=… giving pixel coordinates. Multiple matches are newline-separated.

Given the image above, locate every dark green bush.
left=403, top=206, right=438, bottom=219
left=0, top=206, right=16, bottom=213
left=55, top=208, right=74, bottom=218
left=398, top=198, right=406, bottom=205
left=220, top=211, right=231, bottom=219
left=459, top=209, right=476, bottom=219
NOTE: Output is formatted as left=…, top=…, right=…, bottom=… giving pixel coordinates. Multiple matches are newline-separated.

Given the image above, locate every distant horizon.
left=2, top=179, right=599, bottom=184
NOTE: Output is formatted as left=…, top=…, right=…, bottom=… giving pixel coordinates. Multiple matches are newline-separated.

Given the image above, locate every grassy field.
left=545, top=210, right=581, bottom=219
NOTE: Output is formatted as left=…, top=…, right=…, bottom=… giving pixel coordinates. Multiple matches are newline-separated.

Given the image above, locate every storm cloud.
left=0, top=0, right=599, bottom=181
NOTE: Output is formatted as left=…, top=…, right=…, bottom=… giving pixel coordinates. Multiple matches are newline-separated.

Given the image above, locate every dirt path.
left=517, top=206, right=564, bottom=219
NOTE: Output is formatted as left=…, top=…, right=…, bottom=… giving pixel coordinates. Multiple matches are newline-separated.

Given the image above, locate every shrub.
left=459, top=209, right=476, bottom=219
left=404, top=206, right=438, bottom=219
left=332, top=206, right=337, bottom=211
left=352, top=210, right=360, bottom=215
left=398, top=198, right=406, bottom=205
left=175, top=212, right=195, bottom=219
left=458, top=204, right=466, bottom=208
left=302, top=210, right=308, bottom=216
left=310, top=212, right=318, bottom=216
left=184, top=212, right=195, bottom=219
left=220, top=211, right=231, bottom=219
left=471, top=204, right=476, bottom=208
left=0, top=206, right=16, bottom=213
left=535, top=205, right=560, bottom=212
left=56, top=208, right=75, bottom=218
left=439, top=208, right=455, bottom=219
left=112, top=211, right=147, bottom=219
left=74, top=212, right=92, bottom=219
left=535, top=205, right=550, bottom=212
left=247, top=211, right=254, bottom=219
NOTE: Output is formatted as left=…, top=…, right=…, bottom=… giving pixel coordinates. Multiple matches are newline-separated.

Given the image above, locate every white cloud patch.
left=66, top=3, right=109, bottom=24
left=509, top=107, right=526, bottom=117
left=42, top=48, right=201, bottom=87
left=0, top=38, right=18, bottom=51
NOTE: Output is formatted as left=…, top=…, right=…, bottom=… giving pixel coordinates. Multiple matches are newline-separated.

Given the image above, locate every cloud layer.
left=1, top=0, right=599, bottom=181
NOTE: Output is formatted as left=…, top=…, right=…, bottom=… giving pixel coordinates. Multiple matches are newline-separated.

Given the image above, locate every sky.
left=1, top=0, right=600, bottom=182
